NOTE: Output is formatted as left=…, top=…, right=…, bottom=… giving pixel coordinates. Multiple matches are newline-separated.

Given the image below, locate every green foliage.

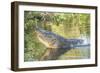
left=24, top=11, right=90, bottom=61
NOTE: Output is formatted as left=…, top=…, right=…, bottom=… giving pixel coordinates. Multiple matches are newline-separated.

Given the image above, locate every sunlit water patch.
left=59, top=45, right=90, bottom=60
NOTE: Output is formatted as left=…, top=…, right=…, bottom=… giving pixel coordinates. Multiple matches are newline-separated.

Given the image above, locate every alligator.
left=35, top=26, right=83, bottom=49
left=34, top=26, right=84, bottom=60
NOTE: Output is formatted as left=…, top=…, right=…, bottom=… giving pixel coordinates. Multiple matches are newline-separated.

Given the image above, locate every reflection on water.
left=59, top=45, right=90, bottom=60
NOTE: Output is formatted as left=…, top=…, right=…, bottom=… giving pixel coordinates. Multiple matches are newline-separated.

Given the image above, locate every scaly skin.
left=35, top=27, right=83, bottom=49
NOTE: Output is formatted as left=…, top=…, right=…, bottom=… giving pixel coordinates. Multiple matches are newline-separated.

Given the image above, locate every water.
left=59, top=45, right=90, bottom=60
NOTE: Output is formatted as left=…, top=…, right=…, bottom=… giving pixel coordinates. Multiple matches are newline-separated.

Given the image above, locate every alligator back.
left=35, top=27, right=83, bottom=49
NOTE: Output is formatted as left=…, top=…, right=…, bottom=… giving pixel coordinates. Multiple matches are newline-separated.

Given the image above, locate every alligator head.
left=35, top=26, right=60, bottom=48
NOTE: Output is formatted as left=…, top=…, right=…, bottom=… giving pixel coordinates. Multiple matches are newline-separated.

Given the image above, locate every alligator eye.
left=39, top=35, right=42, bottom=38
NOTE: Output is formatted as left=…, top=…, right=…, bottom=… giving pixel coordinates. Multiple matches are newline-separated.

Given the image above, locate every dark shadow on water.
left=39, top=47, right=73, bottom=60
left=39, top=45, right=90, bottom=61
